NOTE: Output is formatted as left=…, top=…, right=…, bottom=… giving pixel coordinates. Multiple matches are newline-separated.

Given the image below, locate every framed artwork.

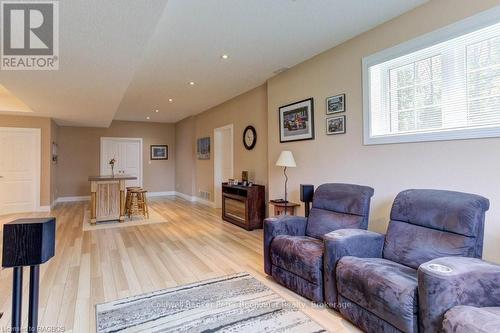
left=326, top=93, right=345, bottom=114
left=326, top=115, right=346, bottom=135
left=150, top=145, right=168, bottom=160
left=197, top=137, right=210, bottom=160
left=279, top=98, right=315, bottom=143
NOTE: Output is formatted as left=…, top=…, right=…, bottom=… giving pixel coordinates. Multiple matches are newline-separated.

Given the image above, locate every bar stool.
left=125, top=187, right=141, bottom=215
left=128, top=188, right=149, bottom=219
left=137, top=189, right=149, bottom=219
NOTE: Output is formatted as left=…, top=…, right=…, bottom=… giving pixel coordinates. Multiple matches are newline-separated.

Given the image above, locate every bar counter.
left=88, top=175, right=137, bottom=224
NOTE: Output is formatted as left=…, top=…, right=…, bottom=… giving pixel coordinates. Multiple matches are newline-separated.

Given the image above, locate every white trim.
left=55, top=196, right=90, bottom=203
left=100, top=137, right=143, bottom=187
left=53, top=192, right=216, bottom=208
left=193, top=196, right=216, bottom=208
left=362, top=5, right=500, bottom=145
left=214, top=124, right=234, bottom=208
left=37, top=205, right=51, bottom=212
left=173, top=192, right=215, bottom=207
left=175, top=191, right=197, bottom=202
left=0, top=127, right=41, bottom=213
left=148, top=191, right=175, bottom=197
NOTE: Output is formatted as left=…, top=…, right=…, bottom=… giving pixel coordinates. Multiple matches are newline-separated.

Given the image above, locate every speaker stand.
left=11, top=267, right=23, bottom=333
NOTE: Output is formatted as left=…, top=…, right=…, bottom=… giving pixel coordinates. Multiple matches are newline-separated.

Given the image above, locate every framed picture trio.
left=278, top=93, right=346, bottom=143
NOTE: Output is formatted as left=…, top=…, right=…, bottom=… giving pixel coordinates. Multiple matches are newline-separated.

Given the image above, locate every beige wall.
left=175, top=84, right=268, bottom=201
left=0, top=115, right=53, bottom=206
left=57, top=120, right=175, bottom=197
left=267, top=0, right=500, bottom=263
left=175, top=116, right=196, bottom=196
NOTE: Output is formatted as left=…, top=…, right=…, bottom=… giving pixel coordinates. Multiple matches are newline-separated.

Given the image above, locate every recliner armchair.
left=264, top=183, right=374, bottom=303
left=419, top=257, right=500, bottom=333
left=325, top=189, right=489, bottom=333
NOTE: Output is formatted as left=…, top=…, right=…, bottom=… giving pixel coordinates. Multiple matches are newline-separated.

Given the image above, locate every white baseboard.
left=148, top=191, right=176, bottom=197
left=37, top=205, right=51, bottom=212
left=195, top=197, right=216, bottom=208
left=52, top=192, right=215, bottom=208
left=174, top=191, right=197, bottom=202
left=55, top=195, right=90, bottom=203
left=174, top=191, right=215, bottom=208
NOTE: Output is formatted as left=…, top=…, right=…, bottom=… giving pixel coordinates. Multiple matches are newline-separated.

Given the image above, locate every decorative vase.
left=111, top=164, right=114, bottom=177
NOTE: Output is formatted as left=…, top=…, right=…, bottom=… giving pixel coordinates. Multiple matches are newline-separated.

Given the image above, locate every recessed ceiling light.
left=146, top=116, right=150, bottom=120
left=189, top=81, right=195, bottom=86
left=221, top=54, right=229, bottom=59
left=155, top=109, right=159, bottom=113
left=168, top=98, right=173, bottom=102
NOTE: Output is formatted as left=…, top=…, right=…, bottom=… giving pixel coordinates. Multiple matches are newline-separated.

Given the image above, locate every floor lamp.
left=276, top=150, right=296, bottom=203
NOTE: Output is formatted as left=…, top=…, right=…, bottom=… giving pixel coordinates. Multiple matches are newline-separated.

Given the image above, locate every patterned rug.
left=95, top=272, right=327, bottom=332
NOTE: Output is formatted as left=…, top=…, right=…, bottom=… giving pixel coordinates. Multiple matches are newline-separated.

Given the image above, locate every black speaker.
left=300, top=184, right=314, bottom=203
left=300, top=184, right=314, bottom=217
left=2, top=217, right=56, bottom=333
left=2, top=218, right=55, bottom=268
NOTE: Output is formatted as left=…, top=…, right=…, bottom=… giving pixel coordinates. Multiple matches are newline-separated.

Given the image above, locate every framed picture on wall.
left=197, top=137, right=210, bottom=160
left=326, top=93, right=345, bottom=114
left=326, top=115, right=346, bottom=135
left=150, top=145, right=168, bottom=160
left=279, top=98, right=315, bottom=143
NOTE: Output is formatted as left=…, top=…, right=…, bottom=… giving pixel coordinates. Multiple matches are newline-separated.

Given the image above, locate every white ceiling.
left=1, top=0, right=427, bottom=127
left=0, top=85, right=32, bottom=113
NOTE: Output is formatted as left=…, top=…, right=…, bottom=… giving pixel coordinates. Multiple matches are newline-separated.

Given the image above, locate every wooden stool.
left=137, top=189, right=149, bottom=219
left=125, top=187, right=141, bottom=215
left=128, top=189, right=149, bottom=219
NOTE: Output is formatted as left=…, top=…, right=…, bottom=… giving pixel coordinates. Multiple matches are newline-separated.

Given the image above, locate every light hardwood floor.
left=0, top=196, right=359, bottom=332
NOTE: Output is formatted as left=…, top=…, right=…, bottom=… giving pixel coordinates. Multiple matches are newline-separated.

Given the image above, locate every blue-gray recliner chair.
left=264, top=183, right=374, bottom=303
left=419, top=257, right=500, bottom=333
left=324, top=189, right=489, bottom=333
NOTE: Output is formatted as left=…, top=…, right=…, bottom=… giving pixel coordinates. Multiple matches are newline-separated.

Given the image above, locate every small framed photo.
left=326, top=115, right=346, bottom=135
left=150, top=145, right=168, bottom=160
left=326, top=94, right=345, bottom=114
left=279, top=98, right=315, bottom=143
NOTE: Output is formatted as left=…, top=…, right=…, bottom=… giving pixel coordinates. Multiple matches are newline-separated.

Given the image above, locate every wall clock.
left=243, top=125, right=257, bottom=150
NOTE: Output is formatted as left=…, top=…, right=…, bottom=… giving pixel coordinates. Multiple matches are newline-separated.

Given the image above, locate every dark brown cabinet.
left=222, top=183, right=265, bottom=230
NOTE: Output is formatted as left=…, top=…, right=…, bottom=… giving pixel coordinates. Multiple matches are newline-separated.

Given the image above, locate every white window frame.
left=362, top=6, right=500, bottom=145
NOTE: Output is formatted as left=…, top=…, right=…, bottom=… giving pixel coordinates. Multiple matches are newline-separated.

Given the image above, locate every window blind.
left=363, top=9, right=500, bottom=145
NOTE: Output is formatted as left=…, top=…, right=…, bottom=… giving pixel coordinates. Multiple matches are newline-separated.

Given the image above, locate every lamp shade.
left=276, top=150, right=296, bottom=167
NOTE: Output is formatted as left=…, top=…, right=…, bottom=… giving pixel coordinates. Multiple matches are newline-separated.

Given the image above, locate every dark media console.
left=222, top=183, right=265, bottom=230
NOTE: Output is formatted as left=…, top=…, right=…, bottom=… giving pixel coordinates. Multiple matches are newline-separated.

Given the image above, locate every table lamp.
left=276, top=150, right=296, bottom=203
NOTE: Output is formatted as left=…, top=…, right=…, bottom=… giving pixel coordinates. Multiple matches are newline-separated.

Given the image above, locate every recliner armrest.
left=418, top=257, right=500, bottom=333
left=263, top=216, right=307, bottom=275
left=324, top=229, right=385, bottom=259
left=323, top=229, right=384, bottom=308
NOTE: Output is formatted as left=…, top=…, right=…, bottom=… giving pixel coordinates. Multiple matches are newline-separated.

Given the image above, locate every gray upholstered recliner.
left=419, top=257, right=500, bottom=333
left=263, top=183, right=374, bottom=303
left=324, top=189, right=489, bottom=333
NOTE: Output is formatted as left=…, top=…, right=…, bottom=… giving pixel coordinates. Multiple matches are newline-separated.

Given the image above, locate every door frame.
left=100, top=137, right=143, bottom=187
left=214, top=124, right=234, bottom=208
left=0, top=127, right=41, bottom=213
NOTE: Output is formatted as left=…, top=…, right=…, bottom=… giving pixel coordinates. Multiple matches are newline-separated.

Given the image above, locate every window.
left=363, top=7, right=500, bottom=144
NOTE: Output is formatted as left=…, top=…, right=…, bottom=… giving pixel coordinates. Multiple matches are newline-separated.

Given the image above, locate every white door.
left=0, top=128, right=40, bottom=214
left=214, top=125, right=234, bottom=208
left=100, top=138, right=142, bottom=187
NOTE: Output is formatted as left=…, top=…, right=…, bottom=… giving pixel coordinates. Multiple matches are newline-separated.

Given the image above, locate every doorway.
left=100, top=137, right=143, bottom=187
left=0, top=127, right=41, bottom=215
left=214, top=124, right=234, bottom=208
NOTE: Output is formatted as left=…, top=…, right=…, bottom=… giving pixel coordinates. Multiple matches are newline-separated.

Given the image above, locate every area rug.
left=95, top=272, right=327, bottom=333
left=83, top=207, right=167, bottom=231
